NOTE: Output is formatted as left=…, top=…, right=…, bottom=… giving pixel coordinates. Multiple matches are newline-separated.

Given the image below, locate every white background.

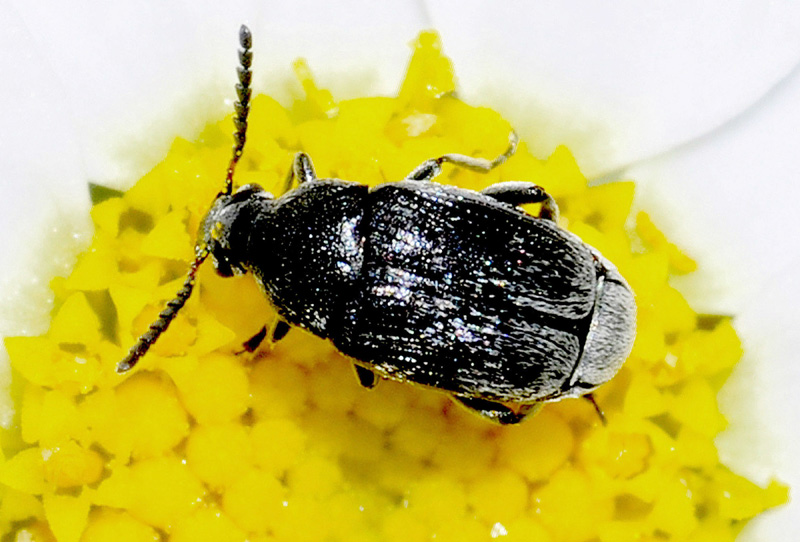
left=0, top=1, right=798, bottom=538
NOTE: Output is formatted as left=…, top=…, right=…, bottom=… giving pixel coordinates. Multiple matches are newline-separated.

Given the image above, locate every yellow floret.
left=222, top=467, right=285, bottom=533
left=109, top=284, right=153, bottom=339
left=647, top=478, right=699, bottom=537
left=714, top=467, right=789, bottom=521
left=387, top=407, right=448, bottom=459
left=405, top=475, right=468, bottom=523
left=0, top=487, right=45, bottom=524
left=0, top=447, right=46, bottom=494
left=42, top=491, right=91, bottom=542
left=126, top=457, right=206, bottom=530
left=81, top=508, right=159, bottom=542
left=249, top=356, right=308, bottom=420
left=21, top=386, right=72, bottom=445
left=4, top=336, right=60, bottom=388
left=679, top=319, right=742, bottom=378
left=90, top=197, right=126, bottom=238
left=170, top=506, right=247, bottom=542
left=250, top=418, right=307, bottom=476
left=90, top=372, right=189, bottom=460
left=139, top=210, right=194, bottom=261
left=382, top=508, right=430, bottom=542
left=185, top=423, right=251, bottom=489
left=395, top=30, right=455, bottom=113
left=175, top=353, right=249, bottom=424
left=669, top=377, right=727, bottom=436
left=623, top=372, right=667, bottom=419
left=502, top=517, right=553, bottom=542
left=287, top=454, right=344, bottom=499
left=533, top=467, right=614, bottom=542
left=49, top=292, right=102, bottom=346
left=42, top=441, right=104, bottom=488
left=466, top=468, right=529, bottom=523
left=636, top=212, right=698, bottom=274
left=497, top=410, right=574, bottom=482
left=541, top=145, right=589, bottom=198
left=580, top=426, right=652, bottom=479
left=429, top=420, right=495, bottom=482
left=64, top=249, right=119, bottom=291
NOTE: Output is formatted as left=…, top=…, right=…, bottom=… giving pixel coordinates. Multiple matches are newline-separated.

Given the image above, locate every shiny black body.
left=207, top=174, right=636, bottom=422
left=118, top=25, right=635, bottom=424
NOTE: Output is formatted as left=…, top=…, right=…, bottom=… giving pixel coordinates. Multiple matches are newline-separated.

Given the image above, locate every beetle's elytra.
left=118, top=25, right=636, bottom=425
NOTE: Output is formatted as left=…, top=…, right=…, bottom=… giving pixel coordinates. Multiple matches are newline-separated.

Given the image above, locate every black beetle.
left=117, top=25, right=636, bottom=425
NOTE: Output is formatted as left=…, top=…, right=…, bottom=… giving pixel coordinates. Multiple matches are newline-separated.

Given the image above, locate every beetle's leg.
left=353, top=364, right=379, bottom=389
left=583, top=393, right=607, bottom=426
left=240, top=325, right=267, bottom=353
left=238, top=318, right=292, bottom=354
left=404, top=132, right=518, bottom=181
left=481, top=182, right=560, bottom=222
left=281, top=152, right=317, bottom=194
left=452, top=396, right=542, bottom=425
left=272, top=319, right=292, bottom=342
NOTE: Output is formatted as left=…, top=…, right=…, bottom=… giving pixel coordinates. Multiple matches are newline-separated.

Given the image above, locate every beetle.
left=117, top=25, right=636, bottom=425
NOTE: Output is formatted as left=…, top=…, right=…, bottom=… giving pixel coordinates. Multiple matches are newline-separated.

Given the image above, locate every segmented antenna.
left=224, top=24, right=253, bottom=196
left=116, top=254, right=207, bottom=373
left=116, top=25, right=253, bottom=373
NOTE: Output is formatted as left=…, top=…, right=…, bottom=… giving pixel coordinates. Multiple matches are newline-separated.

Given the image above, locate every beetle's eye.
left=212, top=254, right=235, bottom=277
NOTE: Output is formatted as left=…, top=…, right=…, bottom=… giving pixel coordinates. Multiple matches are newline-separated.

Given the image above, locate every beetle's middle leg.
left=353, top=364, right=380, bottom=389
left=481, top=182, right=560, bottom=221
left=404, top=132, right=518, bottom=182
left=281, top=152, right=317, bottom=194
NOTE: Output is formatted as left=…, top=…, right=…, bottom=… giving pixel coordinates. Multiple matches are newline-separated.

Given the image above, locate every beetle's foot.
left=353, top=364, right=380, bottom=389
left=236, top=319, right=292, bottom=355
left=453, top=396, right=542, bottom=425
left=237, top=325, right=268, bottom=355
left=583, top=393, right=607, bottom=426
left=271, top=320, right=292, bottom=342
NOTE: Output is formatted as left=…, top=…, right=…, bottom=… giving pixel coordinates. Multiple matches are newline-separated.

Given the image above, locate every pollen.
left=0, top=30, right=786, bottom=542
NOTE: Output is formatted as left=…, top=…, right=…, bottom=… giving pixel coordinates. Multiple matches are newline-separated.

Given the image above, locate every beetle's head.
left=199, top=183, right=272, bottom=277
left=566, top=262, right=636, bottom=397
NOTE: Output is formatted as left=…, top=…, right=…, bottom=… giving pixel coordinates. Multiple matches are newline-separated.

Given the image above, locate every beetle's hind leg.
left=404, top=132, right=518, bottom=182
left=453, top=396, right=542, bottom=425
left=481, top=181, right=560, bottom=221
left=583, top=393, right=608, bottom=426
left=238, top=318, right=292, bottom=354
left=281, top=152, right=317, bottom=194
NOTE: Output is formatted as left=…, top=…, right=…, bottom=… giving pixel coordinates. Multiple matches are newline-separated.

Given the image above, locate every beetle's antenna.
left=223, top=24, right=253, bottom=196
left=116, top=250, right=208, bottom=373
left=117, top=25, right=253, bottom=373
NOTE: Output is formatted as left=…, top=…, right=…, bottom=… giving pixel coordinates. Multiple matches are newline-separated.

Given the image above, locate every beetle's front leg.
left=281, top=152, right=317, bottom=194
left=404, top=132, right=518, bottom=182
left=481, top=181, right=560, bottom=221
left=238, top=318, right=292, bottom=353
left=453, top=396, right=542, bottom=425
